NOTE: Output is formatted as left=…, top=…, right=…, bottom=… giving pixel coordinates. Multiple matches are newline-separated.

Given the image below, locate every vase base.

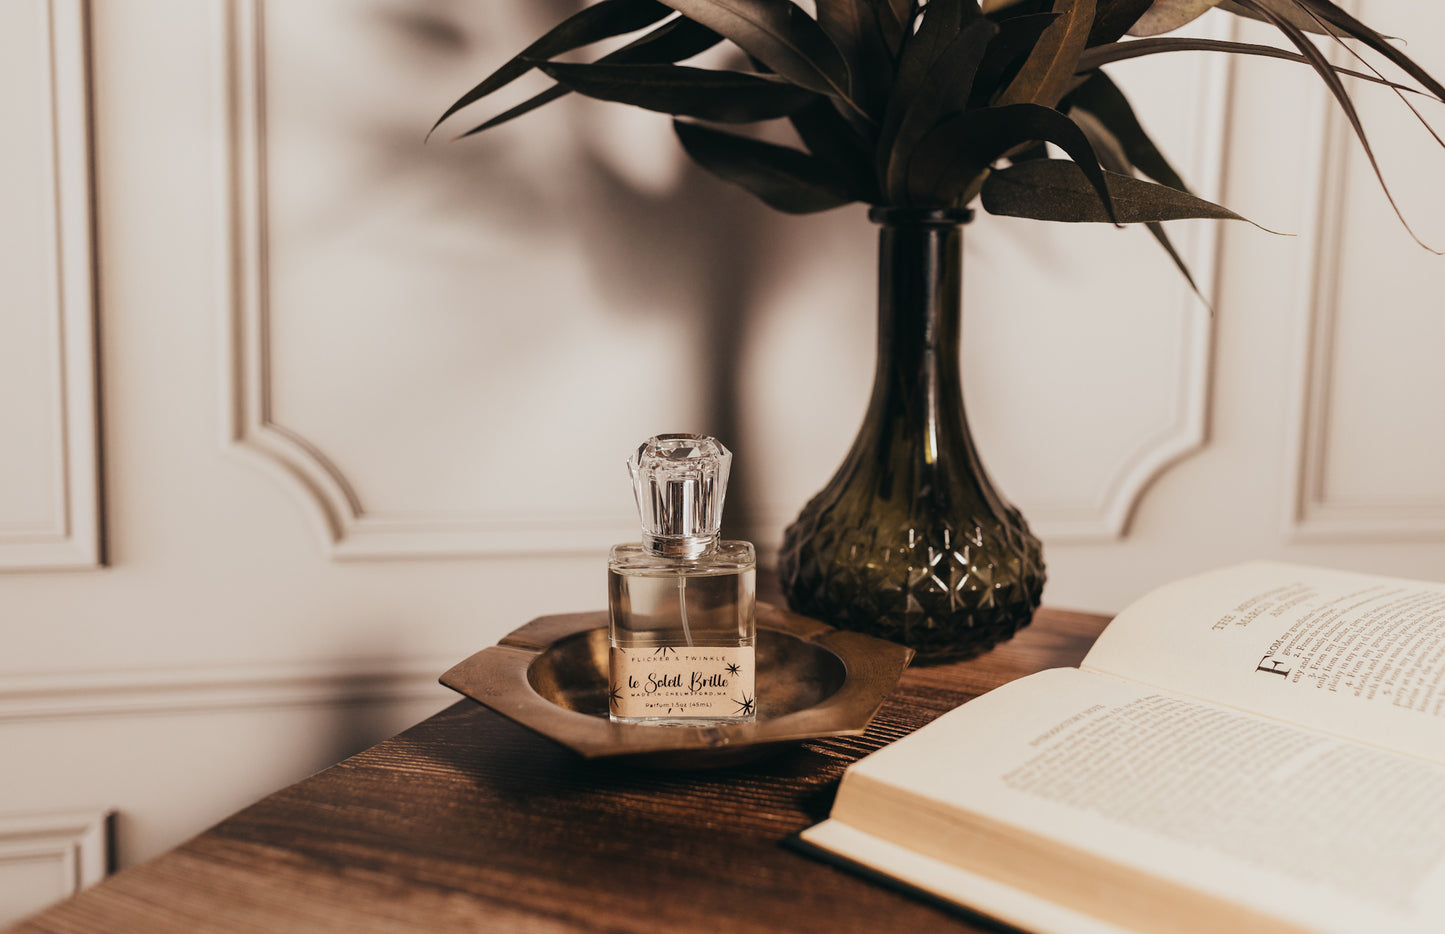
left=781, top=593, right=1041, bottom=662
left=778, top=512, right=1045, bottom=661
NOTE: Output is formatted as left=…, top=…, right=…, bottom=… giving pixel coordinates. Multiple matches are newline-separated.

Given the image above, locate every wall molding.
left=0, top=809, right=112, bottom=907
left=0, top=656, right=450, bottom=722
left=221, top=2, right=1228, bottom=555
left=219, top=0, right=627, bottom=560
left=0, top=0, right=103, bottom=570
left=1032, top=19, right=1230, bottom=543
left=1285, top=3, right=1445, bottom=542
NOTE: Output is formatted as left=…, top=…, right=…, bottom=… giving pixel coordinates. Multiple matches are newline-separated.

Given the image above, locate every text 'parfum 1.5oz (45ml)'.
left=608, top=434, right=756, bottom=726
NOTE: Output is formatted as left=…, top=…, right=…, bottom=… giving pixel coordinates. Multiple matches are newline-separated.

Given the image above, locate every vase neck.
left=866, top=211, right=969, bottom=450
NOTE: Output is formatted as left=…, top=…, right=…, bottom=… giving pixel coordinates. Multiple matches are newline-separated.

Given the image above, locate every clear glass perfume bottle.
left=608, top=434, right=757, bottom=726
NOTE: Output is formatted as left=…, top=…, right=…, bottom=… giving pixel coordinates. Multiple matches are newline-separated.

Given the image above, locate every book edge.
left=792, top=820, right=1140, bottom=934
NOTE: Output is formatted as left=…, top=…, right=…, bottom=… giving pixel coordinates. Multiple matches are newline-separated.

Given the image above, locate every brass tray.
left=441, top=603, right=914, bottom=767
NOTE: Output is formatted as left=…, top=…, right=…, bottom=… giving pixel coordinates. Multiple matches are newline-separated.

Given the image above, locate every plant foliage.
left=436, top=0, right=1445, bottom=253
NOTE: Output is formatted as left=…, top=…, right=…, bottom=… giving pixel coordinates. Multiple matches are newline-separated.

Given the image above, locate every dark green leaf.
left=907, top=103, right=1114, bottom=216
left=884, top=19, right=1000, bottom=202
left=457, top=86, right=570, bottom=139
left=608, top=16, right=726, bottom=66
left=981, top=159, right=1264, bottom=224
left=882, top=0, right=978, bottom=151
left=536, top=62, right=818, bottom=122
left=1068, top=71, right=1188, bottom=191
left=1217, top=0, right=1344, bottom=35
left=789, top=98, right=881, bottom=201
left=1073, top=109, right=1205, bottom=298
left=1232, top=0, right=1441, bottom=251
left=997, top=0, right=1097, bottom=108
left=815, top=0, right=897, bottom=116
left=879, top=0, right=916, bottom=54
left=1126, top=0, right=1220, bottom=37
left=655, top=0, right=861, bottom=113
left=673, top=119, right=856, bottom=212
left=1283, top=0, right=1445, bottom=146
left=1088, top=0, right=1154, bottom=45
left=971, top=13, right=1061, bottom=108
left=1143, top=219, right=1205, bottom=298
left=1078, top=37, right=1436, bottom=95
left=431, top=0, right=669, bottom=137
left=455, top=16, right=723, bottom=139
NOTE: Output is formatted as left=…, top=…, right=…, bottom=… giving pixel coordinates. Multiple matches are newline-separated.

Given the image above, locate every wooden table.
left=11, top=608, right=1108, bottom=934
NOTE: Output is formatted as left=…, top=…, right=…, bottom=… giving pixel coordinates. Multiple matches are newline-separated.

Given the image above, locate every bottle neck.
left=864, top=207, right=972, bottom=456
left=641, top=533, right=718, bottom=560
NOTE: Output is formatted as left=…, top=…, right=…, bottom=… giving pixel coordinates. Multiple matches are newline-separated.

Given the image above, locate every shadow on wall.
left=276, top=0, right=797, bottom=538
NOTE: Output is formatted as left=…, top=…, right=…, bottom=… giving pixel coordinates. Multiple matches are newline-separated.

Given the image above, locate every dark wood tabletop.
left=11, top=607, right=1108, bottom=934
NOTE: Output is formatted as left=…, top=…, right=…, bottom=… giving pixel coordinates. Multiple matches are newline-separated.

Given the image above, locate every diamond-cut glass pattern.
left=778, top=210, right=1045, bottom=661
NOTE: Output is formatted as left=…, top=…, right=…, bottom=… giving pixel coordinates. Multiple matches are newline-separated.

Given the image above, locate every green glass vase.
left=778, top=207, right=1045, bottom=661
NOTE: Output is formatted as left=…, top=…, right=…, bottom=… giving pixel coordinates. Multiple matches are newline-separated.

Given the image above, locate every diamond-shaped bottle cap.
left=628, top=434, right=731, bottom=558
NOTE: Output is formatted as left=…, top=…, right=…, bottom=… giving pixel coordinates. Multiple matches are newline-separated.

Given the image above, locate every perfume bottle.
left=608, top=434, right=757, bottom=726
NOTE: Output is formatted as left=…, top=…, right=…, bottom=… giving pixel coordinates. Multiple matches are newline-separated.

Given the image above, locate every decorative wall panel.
left=228, top=2, right=1234, bottom=555
left=1288, top=4, right=1445, bottom=540
left=0, top=658, right=447, bottom=721
left=225, top=0, right=701, bottom=558
left=0, top=810, right=110, bottom=926
left=0, top=0, right=102, bottom=569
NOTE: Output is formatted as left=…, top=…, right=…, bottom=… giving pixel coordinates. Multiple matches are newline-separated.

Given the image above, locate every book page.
left=1082, top=562, right=1445, bottom=763
left=805, top=668, right=1445, bottom=934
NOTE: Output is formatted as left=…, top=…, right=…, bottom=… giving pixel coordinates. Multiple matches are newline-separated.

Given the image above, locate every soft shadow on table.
left=405, top=701, right=857, bottom=820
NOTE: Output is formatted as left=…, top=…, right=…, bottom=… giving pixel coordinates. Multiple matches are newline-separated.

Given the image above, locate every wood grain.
left=9, top=608, right=1107, bottom=934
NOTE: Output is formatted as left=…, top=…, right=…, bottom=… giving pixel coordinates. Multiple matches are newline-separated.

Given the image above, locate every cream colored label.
left=609, top=646, right=755, bottom=720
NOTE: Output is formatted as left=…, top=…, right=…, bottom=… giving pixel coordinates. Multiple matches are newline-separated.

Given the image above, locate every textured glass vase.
left=778, top=207, right=1045, bottom=661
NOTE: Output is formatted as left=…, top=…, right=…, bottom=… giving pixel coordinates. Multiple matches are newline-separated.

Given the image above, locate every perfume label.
left=609, top=646, right=756, bottom=720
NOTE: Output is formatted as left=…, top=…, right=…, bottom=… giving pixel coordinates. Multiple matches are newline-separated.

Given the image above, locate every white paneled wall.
left=0, top=810, right=109, bottom=923
left=2, top=0, right=1444, bottom=924
left=0, top=0, right=101, bottom=570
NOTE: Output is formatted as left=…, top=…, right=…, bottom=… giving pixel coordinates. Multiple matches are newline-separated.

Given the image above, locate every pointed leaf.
left=1143, top=218, right=1206, bottom=298
left=607, top=15, right=725, bottom=66
left=1290, top=0, right=1445, bottom=102
left=432, top=0, right=670, bottom=136
left=1232, top=0, right=1442, bottom=251
left=1127, top=0, right=1220, bottom=37
left=1078, top=37, right=1435, bottom=95
left=655, top=0, right=860, bottom=112
left=789, top=98, right=880, bottom=201
left=877, top=0, right=916, bottom=56
left=673, top=119, right=856, bottom=212
left=815, top=0, right=897, bottom=115
left=1088, top=0, right=1154, bottom=45
left=536, top=62, right=818, bottom=122
left=1216, top=0, right=1341, bottom=35
left=1068, top=71, right=1188, bottom=191
left=997, top=0, right=1097, bottom=108
left=971, top=13, right=1062, bottom=108
left=908, top=103, right=1115, bottom=216
left=884, top=18, right=1000, bottom=202
left=882, top=0, right=976, bottom=149
left=1073, top=108, right=1205, bottom=297
left=454, top=16, right=723, bottom=139
left=981, top=159, right=1263, bottom=224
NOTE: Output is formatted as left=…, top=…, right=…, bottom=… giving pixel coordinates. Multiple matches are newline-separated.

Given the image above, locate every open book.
left=799, top=562, right=1445, bottom=934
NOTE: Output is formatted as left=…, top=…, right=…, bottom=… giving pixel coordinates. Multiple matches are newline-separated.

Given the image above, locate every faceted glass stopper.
left=628, top=434, right=731, bottom=558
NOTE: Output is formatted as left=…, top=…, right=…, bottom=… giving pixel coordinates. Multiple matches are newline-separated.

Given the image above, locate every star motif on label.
left=651, top=647, right=678, bottom=657
left=608, top=683, right=622, bottom=709
left=733, top=693, right=755, bottom=716
left=725, top=663, right=741, bottom=676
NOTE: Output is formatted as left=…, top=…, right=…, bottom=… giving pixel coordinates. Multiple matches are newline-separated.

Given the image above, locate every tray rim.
left=440, top=603, right=914, bottom=765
